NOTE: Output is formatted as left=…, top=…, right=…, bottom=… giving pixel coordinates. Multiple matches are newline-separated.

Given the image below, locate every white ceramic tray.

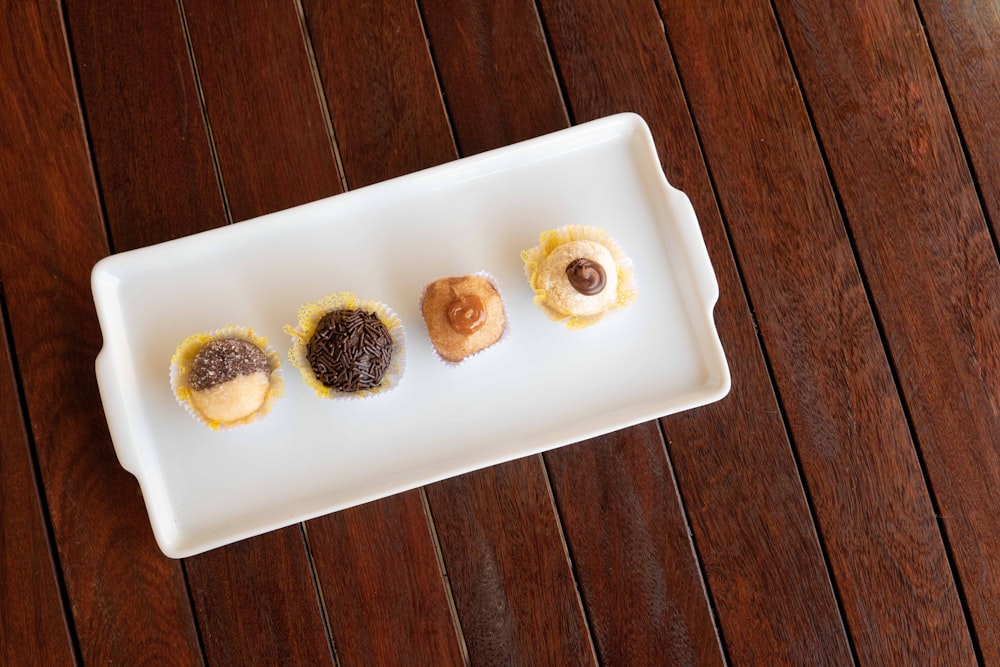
left=92, top=113, right=730, bottom=558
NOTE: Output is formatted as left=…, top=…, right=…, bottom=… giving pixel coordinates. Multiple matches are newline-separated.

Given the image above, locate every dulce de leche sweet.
left=447, top=294, right=488, bottom=335
left=422, top=274, right=506, bottom=363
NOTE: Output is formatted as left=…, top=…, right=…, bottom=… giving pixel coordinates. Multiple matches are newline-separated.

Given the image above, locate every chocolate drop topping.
left=188, top=338, right=270, bottom=390
left=447, top=294, right=487, bottom=335
left=306, top=309, right=393, bottom=392
left=566, top=257, right=607, bottom=295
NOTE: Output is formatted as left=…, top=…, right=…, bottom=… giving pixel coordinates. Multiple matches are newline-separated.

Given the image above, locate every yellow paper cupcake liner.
left=521, top=225, right=637, bottom=330
left=170, top=325, right=284, bottom=431
left=285, top=292, right=406, bottom=399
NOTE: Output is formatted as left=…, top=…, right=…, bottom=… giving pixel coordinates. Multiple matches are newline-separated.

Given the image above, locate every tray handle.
left=666, top=186, right=720, bottom=311
left=95, top=348, right=140, bottom=475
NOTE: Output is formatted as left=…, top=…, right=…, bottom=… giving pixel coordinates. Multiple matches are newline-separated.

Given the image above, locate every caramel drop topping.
left=447, top=294, right=487, bottom=335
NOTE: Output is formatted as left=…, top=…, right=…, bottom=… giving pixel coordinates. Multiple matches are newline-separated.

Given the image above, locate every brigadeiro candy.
left=286, top=292, right=406, bottom=399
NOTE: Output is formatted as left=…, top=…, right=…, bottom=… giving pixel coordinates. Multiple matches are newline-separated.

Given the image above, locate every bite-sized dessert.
left=521, top=225, right=637, bottom=329
left=286, top=292, right=405, bottom=398
left=171, top=326, right=283, bottom=430
left=308, top=309, right=393, bottom=391
left=421, top=273, right=507, bottom=363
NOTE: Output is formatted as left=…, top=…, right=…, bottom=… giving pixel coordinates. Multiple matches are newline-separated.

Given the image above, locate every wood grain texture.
left=185, top=531, right=334, bottom=666
left=1, top=1, right=203, bottom=663
left=537, top=0, right=856, bottom=661
left=302, top=0, right=455, bottom=187
left=181, top=0, right=342, bottom=221
left=419, top=0, right=568, bottom=153
left=426, top=459, right=598, bottom=666
left=306, top=493, right=466, bottom=667
left=0, top=309, right=75, bottom=666
left=918, top=0, right=1000, bottom=234
left=546, top=425, right=724, bottom=667
left=658, top=0, right=977, bottom=663
left=65, top=0, right=224, bottom=250
left=419, top=1, right=722, bottom=663
left=4, top=0, right=991, bottom=661
left=773, top=0, right=1000, bottom=661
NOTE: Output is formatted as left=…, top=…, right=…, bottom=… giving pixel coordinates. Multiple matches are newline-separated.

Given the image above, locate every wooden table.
left=3, top=1, right=998, bottom=664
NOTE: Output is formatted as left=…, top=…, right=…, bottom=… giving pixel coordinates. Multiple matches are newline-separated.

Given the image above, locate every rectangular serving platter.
left=92, top=113, right=730, bottom=557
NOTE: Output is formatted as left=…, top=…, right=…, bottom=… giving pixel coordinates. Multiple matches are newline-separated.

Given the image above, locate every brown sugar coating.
left=421, top=275, right=506, bottom=362
left=188, top=338, right=270, bottom=390
left=186, top=338, right=273, bottom=424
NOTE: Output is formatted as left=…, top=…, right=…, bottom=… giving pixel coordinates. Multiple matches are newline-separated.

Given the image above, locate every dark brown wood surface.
left=2, top=0, right=997, bottom=664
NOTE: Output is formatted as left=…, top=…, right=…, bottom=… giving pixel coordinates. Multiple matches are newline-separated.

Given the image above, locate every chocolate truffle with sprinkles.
left=286, top=292, right=406, bottom=399
left=171, top=326, right=284, bottom=429
left=307, top=309, right=393, bottom=391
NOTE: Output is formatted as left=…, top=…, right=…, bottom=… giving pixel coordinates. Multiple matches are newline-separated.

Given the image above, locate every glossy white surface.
left=92, top=114, right=730, bottom=557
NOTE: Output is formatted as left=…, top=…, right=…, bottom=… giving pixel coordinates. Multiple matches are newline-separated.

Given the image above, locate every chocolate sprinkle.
left=188, top=339, right=270, bottom=390
left=306, top=309, right=393, bottom=392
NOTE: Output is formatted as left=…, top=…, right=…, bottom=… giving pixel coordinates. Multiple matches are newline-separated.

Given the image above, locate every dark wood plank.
left=426, top=460, right=598, bottom=666
left=0, top=307, right=75, bottom=666
left=419, top=0, right=568, bottom=153
left=306, top=493, right=466, bottom=666
left=181, top=0, right=342, bottom=221
left=547, top=426, right=724, bottom=666
left=918, top=0, right=1000, bottom=234
left=1, top=1, right=203, bottom=663
left=185, top=531, right=333, bottom=666
left=302, top=0, right=454, bottom=187
left=657, top=0, right=977, bottom=662
left=65, top=0, right=224, bottom=249
left=772, top=0, right=1000, bottom=660
left=538, top=0, right=863, bottom=662
left=419, top=1, right=724, bottom=663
